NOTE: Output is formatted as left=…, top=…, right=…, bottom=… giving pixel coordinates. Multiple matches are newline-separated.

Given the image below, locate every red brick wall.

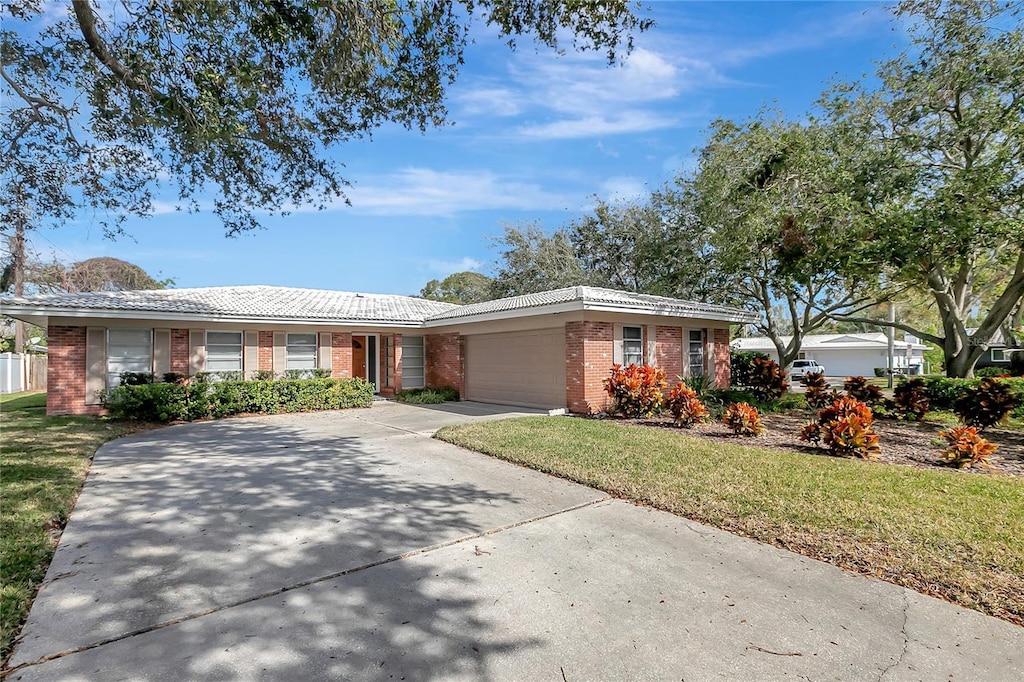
left=713, top=328, right=731, bottom=388
left=46, top=325, right=97, bottom=416
left=170, top=329, right=189, bottom=375
left=258, top=331, right=273, bottom=372
left=565, top=321, right=613, bottom=414
left=331, top=332, right=352, bottom=379
left=655, top=326, right=683, bottom=383
left=425, top=332, right=463, bottom=397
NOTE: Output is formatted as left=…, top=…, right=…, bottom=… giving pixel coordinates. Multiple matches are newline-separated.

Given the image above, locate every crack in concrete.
left=877, top=590, right=911, bottom=682
left=2, top=495, right=611, bottom=677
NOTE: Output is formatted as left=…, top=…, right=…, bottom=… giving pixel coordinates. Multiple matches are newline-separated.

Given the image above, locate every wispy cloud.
left=426, top=257, right=482, bottom=275
left=599, top=176, right=648, bottom=203
left=516, top=111, right=678, bottom=140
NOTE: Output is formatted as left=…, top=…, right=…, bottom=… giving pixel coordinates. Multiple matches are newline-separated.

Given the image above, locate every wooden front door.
left=352, top=335, right=366, bottom=380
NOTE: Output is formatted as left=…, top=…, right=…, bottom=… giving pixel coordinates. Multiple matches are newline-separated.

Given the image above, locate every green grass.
left=437, top=416, right=1024, bottom=625
left=0, top=392, right=146, bottom=663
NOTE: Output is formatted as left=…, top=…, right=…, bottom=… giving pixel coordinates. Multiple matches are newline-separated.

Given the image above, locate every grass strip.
left=0, top=393, right=146, bottom=663
left=437, top=416, right=1024, bottom=625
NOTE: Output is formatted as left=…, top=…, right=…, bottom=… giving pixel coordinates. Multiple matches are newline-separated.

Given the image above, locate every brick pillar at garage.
left=565, top=321, right=613, bottom=414
left=425, top=333, right=463, bottom=397
left=46, top=325, right=93, bottom=416
left=713, top=328, right=731, bottom=388
left=331, top=332, right=353, bottom=379
left=170, top=329, right=190, bottom=375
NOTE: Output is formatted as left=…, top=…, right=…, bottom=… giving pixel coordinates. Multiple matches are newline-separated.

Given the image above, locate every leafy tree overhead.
left=1, top=1, right=651, bottom=237
left=826, top=0, right=1024, bottom=377
left=489, top=223, right=590, bottom=298
left=420, top=271, right=493, bottom=304
left=23, top=256, right=172, bottom=294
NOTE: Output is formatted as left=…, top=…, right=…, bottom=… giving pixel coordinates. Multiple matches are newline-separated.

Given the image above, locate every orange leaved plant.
left=800, top=396, right=881, bottom=460
left=938, top=425, right=998, bottom=469
left=722, top=402, right=764, bottom=436
left=667, top=382, right=709, bottom=427
left=603, top=364, right=667, bottom=418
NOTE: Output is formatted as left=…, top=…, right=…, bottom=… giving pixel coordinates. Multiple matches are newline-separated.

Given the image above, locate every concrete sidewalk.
left=6, top=402, right=1023, bottom=680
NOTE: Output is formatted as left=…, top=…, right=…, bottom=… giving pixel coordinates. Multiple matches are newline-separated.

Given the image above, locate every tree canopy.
left=419, top=271, right=493, bottom=304
left=1, top=1, right=651, bottom=237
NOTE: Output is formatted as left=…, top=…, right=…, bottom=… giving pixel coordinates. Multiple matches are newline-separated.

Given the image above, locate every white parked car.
left=789, top=359, right=826, bottom=378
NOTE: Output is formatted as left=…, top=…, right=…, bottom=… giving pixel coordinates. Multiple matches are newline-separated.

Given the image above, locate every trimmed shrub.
left=667, top=383, right=709, bottom=427
left=747, top=357, right=788, bottom=402
left=101, top=377, right=374, bottom=422
left=603, top=364, right=667, bottom=418
left=395, top=387, right=460, bottom=404
left=799, top=396, right=881, bottom=460
left=731, top=351, right=770, bottom=388
left=283, top=368, right=332, bottom=379
left=843, top=376, right=885, bottom=406
left=920, top=376, right=1024, bottom=414
left=975, top=366, right=1011, bottom=378
left=893, top=378, right=930, bottom=421
left=938, top=425, right=998, bottom=469
left=253, top=369, right=276, bottom=381
left=954, top=377, right=1019, bottom=429
left=162, top=372, right=188, bottom=384
left=119, top=371, right=155, bottom=386
left=722, top=402, right=764, bottom=436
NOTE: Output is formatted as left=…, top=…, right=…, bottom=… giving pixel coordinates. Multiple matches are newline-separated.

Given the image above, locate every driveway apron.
left=7, top=402, right=1023, bottom=681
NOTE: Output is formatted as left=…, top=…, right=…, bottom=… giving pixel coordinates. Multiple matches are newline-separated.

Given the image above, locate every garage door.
left=465, top=329, right=566, bottom=409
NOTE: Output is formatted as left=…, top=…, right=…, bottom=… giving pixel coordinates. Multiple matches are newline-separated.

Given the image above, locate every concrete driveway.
left=7, top=402, right=1023, bottom=680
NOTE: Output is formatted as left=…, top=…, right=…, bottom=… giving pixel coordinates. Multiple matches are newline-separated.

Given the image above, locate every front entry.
left=351, top=335, right=378, bottom=391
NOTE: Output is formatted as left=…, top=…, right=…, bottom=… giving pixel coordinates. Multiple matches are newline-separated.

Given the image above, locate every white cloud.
left=305, top=168, right=572, bottom=217
left=599, top=176, right=648, bottom=203
left=426, top=257, right=482, bottom=275
left=454, top=87, right=523, bottom=117
left=517, top=111, right=678, bottom=140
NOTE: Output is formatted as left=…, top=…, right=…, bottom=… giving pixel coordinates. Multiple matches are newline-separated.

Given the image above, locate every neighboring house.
left=972, top=327, right=1020, bottom=370
left=0, top=285, right=757, bottom=416
left=731, top=333, right=929, bottom=377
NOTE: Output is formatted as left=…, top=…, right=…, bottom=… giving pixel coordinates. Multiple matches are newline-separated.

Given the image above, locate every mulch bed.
left=602, top=411, right=1024, bottom=477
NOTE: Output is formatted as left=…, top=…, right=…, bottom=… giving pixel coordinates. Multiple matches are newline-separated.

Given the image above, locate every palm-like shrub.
left=722, top=402, right=764, bottom=436
left=667, top=382, right=710, bottom=427
left=603, top=364, right=667, bottom=418
left=953, top=378, right=1018, bottom=429
left=893, top=378, right=930, bottom=421
left=844, top=376, right=885, bottom=406
left=938, top=425, right=998, bottom=469
left=799, top=396, right=881, bottom=460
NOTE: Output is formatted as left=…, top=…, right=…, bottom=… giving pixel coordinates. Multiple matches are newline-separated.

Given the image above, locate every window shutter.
left=244, top=332, right=259, bottom=379
left=613, top=323, right=624, bottom=365
left=273, top=332, right=287, bottom=373
left=318, top=333, right=332, bottom=370
left=153, top=329, right=171, bottom=377
left=189, top=330, right=205, bottom=375
left=646, top=325, right=657, bottom=366
left=85, top=327, right=106, bottom=405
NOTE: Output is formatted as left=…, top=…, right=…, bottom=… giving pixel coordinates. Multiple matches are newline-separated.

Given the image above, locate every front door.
left=352, top=335, right=366, bottom=381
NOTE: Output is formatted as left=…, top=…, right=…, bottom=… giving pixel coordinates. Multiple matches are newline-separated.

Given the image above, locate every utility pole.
left=887, top=301, right=895, bottom=389
left=9, top=183, right=27, bottom=354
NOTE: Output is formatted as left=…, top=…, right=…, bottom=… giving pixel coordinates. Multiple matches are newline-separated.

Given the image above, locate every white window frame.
left=205, top=330, right=243, bottom=375
left=688, top=329, right=706, bottom=377
left=285, top=332, right=318, bottom=370
left=402, top=336, right=425, bottom=389
left=622, top=326, right=643, bottom=366
left=992, top=349, right=1009, bottom=362
left=106, top=328, right=153, bottom=387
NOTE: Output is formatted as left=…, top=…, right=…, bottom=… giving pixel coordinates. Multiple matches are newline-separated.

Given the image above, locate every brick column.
left=655, top=326, right=684, bottom=385
left=331, top=332, right=352, bottom=378
left=565, top=321, right=613, bottom=414
left=170, top=329, right=190, bottom=375
left=425, top=332, right=463, bottom=397
left=46, top=325, right=93, bottom=416
left=713, top=328, right=732, bottom=388
left=258, top=331, right=274, bottom=373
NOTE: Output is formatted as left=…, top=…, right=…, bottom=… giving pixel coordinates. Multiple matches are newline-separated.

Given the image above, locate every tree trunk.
left=10, top=195, right=26, bottom=354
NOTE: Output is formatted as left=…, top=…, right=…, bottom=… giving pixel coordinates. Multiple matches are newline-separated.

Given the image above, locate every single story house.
left=0, top=285, right=757, bottom=416
left=731, top=333, right=929, bottom=377
left=971, top=327, right=1020, bottom=370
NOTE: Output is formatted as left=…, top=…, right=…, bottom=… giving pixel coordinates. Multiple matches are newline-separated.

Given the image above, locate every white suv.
left=789, top=359, right=826, bottom=378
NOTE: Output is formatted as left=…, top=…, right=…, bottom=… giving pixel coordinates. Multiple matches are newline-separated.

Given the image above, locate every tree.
left=692, top=114, right=879, bottom=369
left=20, top=256, right=172, bottom=294
left=826, top=0, right=1024, bottom=377
left=1, top=1, right=650, bottom=237
left=489, top=223, right=589, bottom=298
left=420, top=271, right=493, bottom=304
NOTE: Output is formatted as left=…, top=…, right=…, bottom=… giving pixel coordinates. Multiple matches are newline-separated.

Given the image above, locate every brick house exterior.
left=3, top=286, right=756, bottom=416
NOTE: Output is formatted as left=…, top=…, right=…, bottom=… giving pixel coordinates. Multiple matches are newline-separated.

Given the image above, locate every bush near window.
left=283, top=368, right=332, bottom=379
left=938, top=425, right=998, bottom=469
left=730, top=351, right=770, bottom=388
left=666, top=383, right=709, bottom=427
left=800, top=396, right=881, bottom=460
left=920, top=376, right=1024, bottom=414
left=603, top=364, right=667, bottom=418
left=119, top=371, right=155, bottom=386
left=395, top=387, right=459, bottom=404
left=101, top=377, right=374, bottom=422
left=722, top=402, right=764, bottom=436
left=954, top=377, right=1019, bottom=429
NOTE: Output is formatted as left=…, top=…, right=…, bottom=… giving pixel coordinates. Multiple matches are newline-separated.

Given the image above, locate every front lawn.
left=0, top=392, right=146, bottom=663
left=437, top=416, right=1024, bottom=625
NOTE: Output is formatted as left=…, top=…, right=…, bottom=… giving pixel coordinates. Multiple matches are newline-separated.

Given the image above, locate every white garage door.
left=465, top=330, right=566, bottom=409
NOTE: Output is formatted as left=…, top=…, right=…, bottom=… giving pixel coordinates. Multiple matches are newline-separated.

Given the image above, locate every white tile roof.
left=1, top=284, right=757, bottom=325
left=732, top=333, right=929, bottom=351
left=0, top=285, right=457, bottom=323
left=426, top=286, right=758, bottom=323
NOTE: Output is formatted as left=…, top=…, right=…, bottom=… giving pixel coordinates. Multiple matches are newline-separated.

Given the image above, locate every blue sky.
left=24, top=1, right=904, bottom=296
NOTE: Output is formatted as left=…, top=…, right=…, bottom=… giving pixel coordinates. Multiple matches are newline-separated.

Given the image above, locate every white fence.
left=0, top=353, right=47, bottom=394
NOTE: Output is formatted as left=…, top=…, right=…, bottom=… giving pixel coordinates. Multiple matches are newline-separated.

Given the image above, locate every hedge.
left=101, top=377, right=375, bottom=422
left=918, top=376, right=1024, bottom=415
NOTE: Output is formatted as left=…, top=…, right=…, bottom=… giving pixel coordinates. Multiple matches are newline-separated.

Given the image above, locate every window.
left=992, top=349, right=1008, bottom=362
left=623, top=326, right=643, bottom=366
left=286, top=333, right=318, bottom=370
left=688, top=329, right=705, bottom=377
left=206, top=331, right=243, bottom=373
left=403, top=336, right=425, bottom=389
left=107, top=328, right=152, bottom=387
